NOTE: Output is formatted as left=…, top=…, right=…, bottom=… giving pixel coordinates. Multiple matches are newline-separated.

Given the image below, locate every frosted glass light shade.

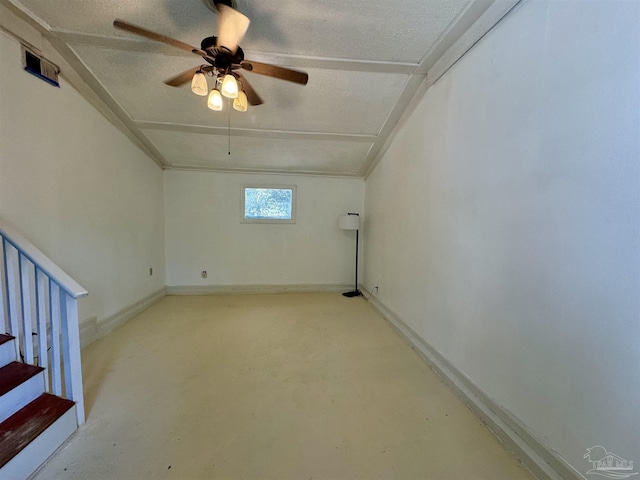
left=221, top=74, right=238, bottom=98
left=207, top=89, right=223, bottom=111
left=233, top=90, right=248, bottom=112
left=191, top=72, right=208, bottom=96
left=338, top=214, right=359, bottom=230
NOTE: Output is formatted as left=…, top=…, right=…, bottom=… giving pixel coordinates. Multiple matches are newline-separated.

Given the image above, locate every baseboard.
left=82, top=285, right=348, bottom=345
left=166, top=284, right=352, bottom=296
left=79, top=316, right=97, bottom=348
left=80, top=288, right=167, bottom=347
left=362, top=289, right=583, bottom=480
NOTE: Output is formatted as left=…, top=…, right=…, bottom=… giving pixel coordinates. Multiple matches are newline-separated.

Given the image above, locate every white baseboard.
left=79, top=316, right=97, bottom=348
left=166, top=284, right=352, bottom=296
left=79, top=288, right=167, bottom=347
left=81, top=285, right=348, bottom=346
left=362, top=288, right=583, bottom=480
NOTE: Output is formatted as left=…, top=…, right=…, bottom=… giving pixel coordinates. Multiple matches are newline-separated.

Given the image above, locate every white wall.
left=0, top=31, right=166, bottom=327
left=364, top=0, right=639, bottom=475
left=164, top=170, right=364, bottom=288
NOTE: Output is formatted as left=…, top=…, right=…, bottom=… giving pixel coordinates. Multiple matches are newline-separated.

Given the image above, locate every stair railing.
left=0, top=218, right=87, bottom=426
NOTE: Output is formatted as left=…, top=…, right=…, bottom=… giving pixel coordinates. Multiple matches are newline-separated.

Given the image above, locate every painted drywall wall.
left=164, top=170, right=364, bottom=288
left=364, top=0, right=639, bottom=476
left=0, top=31, right=166, bottom=327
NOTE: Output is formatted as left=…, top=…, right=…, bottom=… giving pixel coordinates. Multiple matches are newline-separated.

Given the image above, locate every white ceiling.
left=1, top=0, right=510, bottom=177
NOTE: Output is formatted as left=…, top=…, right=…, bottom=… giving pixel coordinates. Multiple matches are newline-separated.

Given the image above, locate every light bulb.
left=207, top=88, right=223, bottom=111
left=220, top=74, right=238, bottom=99
left=191, top=72, right=208, bottom=96
left=233, top=90, right=248, bottom=112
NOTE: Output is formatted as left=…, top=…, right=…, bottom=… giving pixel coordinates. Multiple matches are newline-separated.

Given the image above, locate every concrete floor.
left=33, top=293, right=534, bottom=479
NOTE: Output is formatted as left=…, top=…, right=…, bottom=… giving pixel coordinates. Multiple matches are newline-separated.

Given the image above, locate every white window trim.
left=240, top=184, right=297, bottom=224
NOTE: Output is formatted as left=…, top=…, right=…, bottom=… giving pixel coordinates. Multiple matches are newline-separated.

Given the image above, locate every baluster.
left=49, top=280, right=62, bottom=395
left=19, top=253, right=34, bottom=364
left=61, top=293, right=85, bottom=425
left=3, top=239, right=20, bottom=359
left=36, top=268, right=49, bottom=388
left=0, top=239, right=6, bottom=332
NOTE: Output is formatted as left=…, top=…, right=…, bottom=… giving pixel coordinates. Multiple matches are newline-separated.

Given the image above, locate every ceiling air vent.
left=22, top=46, right=60, bottom=87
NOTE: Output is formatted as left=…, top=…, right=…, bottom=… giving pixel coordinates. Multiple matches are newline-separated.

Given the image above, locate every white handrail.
left=0, top=219, right=87, bottom=299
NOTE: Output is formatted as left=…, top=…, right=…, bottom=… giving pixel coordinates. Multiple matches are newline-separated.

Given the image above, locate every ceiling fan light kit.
left=113, top=2, right=308, bottom=115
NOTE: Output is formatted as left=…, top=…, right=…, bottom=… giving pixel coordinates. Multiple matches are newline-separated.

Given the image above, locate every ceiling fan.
left=113, top=0, right=308, bottom=112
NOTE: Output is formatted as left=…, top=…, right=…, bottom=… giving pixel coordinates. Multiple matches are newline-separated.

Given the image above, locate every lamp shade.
left=338, top=214, right=359, bottom=230
left=191, top=72, right=208, bottom=96
left=221, top=74, right=239, bottom=99
left=233, top=90, right=248, bottom=112
left=207, top=88, right=223, bottom=111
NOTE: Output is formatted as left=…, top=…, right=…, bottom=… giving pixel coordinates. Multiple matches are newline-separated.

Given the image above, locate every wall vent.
left=22, top=46, right=60, bottom=87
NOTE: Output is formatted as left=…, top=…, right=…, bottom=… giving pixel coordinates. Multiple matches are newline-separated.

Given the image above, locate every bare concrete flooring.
left=32, top=294, right=534, bottom=480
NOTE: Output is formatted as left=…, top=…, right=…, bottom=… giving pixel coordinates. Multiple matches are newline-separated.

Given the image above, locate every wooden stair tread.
left=0, top=334, right=15, bottom=346
left=0, top=393, right=75, bottom=468
left=0, top=362, right=44, bottom=396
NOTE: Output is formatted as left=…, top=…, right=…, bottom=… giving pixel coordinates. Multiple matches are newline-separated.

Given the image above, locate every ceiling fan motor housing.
left=201, top=37, right=245, bottom=70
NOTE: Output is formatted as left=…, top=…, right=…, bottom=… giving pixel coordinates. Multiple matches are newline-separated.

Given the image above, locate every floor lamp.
left=339, top=213, right=361, bottom=297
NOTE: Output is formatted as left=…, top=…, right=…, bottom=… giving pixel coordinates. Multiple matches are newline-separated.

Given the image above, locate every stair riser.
left=0, top=404, right=77, bottom=480
left=0, top=371, right=45, bottom=424
left=0, top=340, right=17, bottom=369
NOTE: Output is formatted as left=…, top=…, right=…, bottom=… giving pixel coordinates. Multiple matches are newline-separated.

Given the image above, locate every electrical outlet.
left=149, top=267, right=153, bottom=276
left=201, top=270, right=208, bottom=278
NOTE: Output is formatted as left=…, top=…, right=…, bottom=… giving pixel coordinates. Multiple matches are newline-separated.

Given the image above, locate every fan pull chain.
left=228, top=98, right=231, bottom=155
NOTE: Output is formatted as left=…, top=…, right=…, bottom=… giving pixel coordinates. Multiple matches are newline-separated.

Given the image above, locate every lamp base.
left=342, top=290, right=361, bottom=298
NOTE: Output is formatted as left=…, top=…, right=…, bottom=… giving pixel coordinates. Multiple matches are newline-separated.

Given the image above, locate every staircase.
left=0, top=220, right=87, bottom=480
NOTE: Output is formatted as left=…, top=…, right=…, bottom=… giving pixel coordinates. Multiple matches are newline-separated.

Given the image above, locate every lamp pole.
left=341, top=212, right=361, bottom=298
left=354, top=228, right=359, bottom=294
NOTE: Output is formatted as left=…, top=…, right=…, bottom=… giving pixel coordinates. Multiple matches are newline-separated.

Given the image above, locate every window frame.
left=240, top=184, right=297, bottom=224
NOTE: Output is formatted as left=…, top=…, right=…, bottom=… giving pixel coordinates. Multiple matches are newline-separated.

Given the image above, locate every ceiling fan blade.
left=241, top=60, right=308, bottom=85
left=215, top=4, right=250, bottom=55
left=164, top=67, right=201, bottom=87
left=235, top=72, right=263, bottom=106
left=113, top=19, right=206, bottom=57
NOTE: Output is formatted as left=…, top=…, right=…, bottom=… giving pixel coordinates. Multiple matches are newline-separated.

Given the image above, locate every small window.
left=241, top=185, right=296, bottom=223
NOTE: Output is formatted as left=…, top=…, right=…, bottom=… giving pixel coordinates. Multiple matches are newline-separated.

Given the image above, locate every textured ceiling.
left=2, top=0, right=497, bottom=176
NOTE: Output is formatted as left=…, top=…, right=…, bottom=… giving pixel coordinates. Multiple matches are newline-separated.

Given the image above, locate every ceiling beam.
left=415, top=0, right=496, bottom=75
left=50, top=29, right=190, bottom=56
left=166, top=163, right=364, bottom=178
left=424, top=0, right=523, bottom=88
left=50, top=29, right=418, bottom=74
left=136, top=121, right=377, bottom=143
left=357, top=73, right=427, bottom=177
